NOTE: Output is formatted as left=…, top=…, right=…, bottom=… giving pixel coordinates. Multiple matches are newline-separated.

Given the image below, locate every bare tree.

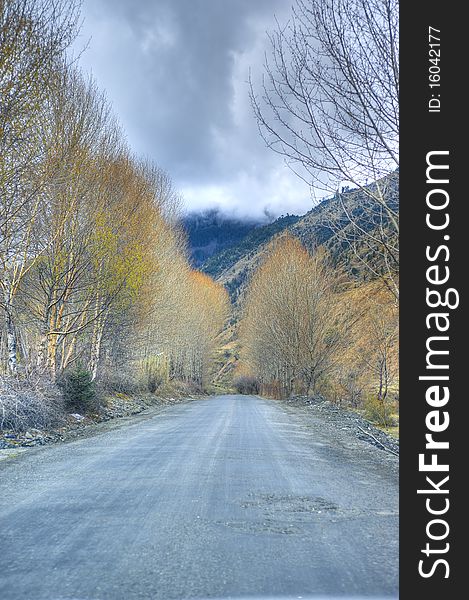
left=363, top=299, right=398, bottom=405
left=250, top=0, right=399, bottom=297
left=327, top=280, right=398, bottom=408
left=28, top=68, right=117, bottom=379
left=240, top=235, right=350, bottom=397
left=0, top=0, right=81, bottom=374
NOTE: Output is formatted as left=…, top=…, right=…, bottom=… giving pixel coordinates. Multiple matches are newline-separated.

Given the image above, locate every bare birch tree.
left=0, top=0, right=81, bottom=374
left=250, top=0, right=399, bottom=298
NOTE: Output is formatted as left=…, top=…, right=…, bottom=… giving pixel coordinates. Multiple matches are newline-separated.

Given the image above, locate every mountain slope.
left=182, top=210, right=262, bottom=268
left=202, top=214, right=301, bottom=300
left=201, top=172, right=399, bottom=305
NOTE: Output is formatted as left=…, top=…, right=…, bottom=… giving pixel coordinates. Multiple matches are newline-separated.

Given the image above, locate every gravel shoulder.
left=0, top=393, right=199, bottom=459
left=277, top=394, right=399, bottom=457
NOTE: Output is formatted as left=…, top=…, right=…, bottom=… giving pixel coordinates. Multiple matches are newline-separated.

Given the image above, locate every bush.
left=140, top=356, right=168, bottom=393
left=58, top=366, right=99, bottom=413
left=233, top=375, right=260, bottom=395
left=260, top=380, right=284, bottom=399
left=147, top=372, right=159, bottom=393
left=0, top=378, right=64, bottom=432
left=96, top=368, right=142, bottom=396
left=363, top=395, right=397, bottom=427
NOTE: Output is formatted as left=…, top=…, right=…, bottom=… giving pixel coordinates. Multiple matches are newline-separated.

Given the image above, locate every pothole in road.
left=216, top=519, right=301, bottom=535
left=241, top=493, right=339, bottom=514
left=212, top=494, right=341, bottom=536
left=211, top=494, right=396, bottom=537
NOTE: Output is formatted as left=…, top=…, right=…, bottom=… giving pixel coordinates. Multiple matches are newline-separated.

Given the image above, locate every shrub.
left=140, top=356, right=168, bottom=393
left=0, top=378, right=64, bottom=432
left=147, top=372, right=159, bottom=393
left=363, top=395, right=397, bottom=427
left=58, top=366, right=99, bottom=413
left=233, top=375, right=260, bottom=395
left=97, top=368, right=142, bottom=396
left=260, top=380, right=283, bottom=399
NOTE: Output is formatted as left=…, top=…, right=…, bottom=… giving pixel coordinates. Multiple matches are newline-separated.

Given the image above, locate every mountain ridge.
left=182, top=209, right=264, bottom=268
left=196, top=172, right=399, bottom=305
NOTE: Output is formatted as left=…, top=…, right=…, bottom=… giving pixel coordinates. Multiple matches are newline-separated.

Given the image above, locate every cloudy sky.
left=75, top=0, right=313, bottom=220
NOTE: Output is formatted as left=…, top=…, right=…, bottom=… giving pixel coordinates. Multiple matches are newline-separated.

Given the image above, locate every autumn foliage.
left=240, top=235, right=348, bottom=397
left=0, top=1, right=229, bottom=426
left=239, top=234, right=398, bottom=415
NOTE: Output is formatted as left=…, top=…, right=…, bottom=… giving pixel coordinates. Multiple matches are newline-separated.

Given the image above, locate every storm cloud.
left=76, top=0, right=312, bottom=218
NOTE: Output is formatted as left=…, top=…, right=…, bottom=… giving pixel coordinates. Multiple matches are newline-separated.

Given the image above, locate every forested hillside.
left=202, top=214, right=301, bottom=301
left=183, top=210, right=261, bottom=268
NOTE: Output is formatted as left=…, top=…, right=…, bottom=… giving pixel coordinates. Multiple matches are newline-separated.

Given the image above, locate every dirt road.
left=0, top=394, right=398, bottom=599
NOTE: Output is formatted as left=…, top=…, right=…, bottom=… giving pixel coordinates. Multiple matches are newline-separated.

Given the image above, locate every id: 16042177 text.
left=428, top=26, right=441, bottom=113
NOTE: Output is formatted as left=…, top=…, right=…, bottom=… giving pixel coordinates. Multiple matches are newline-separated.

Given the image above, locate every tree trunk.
left=88, top=295, right=106, bottom=381
left=89, top=326, right=103, bottom=381
left=5, top=305, right=18, bottom=375
left=2, top=273, right=18, bottom=375
left=36, top=323, right=49, bottom=371
left=47, top=335, right=58, bottom=380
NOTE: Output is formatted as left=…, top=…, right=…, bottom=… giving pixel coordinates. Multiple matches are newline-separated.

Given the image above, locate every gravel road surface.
left=0, top=394, right=398, bottom=599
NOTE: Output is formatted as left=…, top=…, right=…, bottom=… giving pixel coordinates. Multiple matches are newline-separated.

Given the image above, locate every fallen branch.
left=357, top=425, right=399, bottom=456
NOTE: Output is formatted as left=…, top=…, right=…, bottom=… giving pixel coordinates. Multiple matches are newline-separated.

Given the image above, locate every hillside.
left=202, top=214, right=301, bottom=300
left=200, top=172, right=399, bottom=305
left=182, top=209, right=262, bottom=268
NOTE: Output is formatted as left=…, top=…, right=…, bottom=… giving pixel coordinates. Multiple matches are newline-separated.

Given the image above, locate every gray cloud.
left=76, top=0, right=312, bottom=218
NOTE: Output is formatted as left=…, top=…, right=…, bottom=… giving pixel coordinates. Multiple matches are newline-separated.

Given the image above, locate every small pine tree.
left=59, top=366, right=98, bottom=413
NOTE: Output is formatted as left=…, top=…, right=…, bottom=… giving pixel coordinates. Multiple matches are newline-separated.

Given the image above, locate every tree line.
left=0, top=0, right=229, bottom=415
left=238, top=234, right=398, bottom=422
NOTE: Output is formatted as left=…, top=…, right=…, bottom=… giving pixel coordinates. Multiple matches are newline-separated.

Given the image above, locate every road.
left=0, top=395, right=398, bottom=599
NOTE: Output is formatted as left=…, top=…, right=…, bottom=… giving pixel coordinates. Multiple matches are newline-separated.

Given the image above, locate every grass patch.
left=378, top=424, right=399, bottom=439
